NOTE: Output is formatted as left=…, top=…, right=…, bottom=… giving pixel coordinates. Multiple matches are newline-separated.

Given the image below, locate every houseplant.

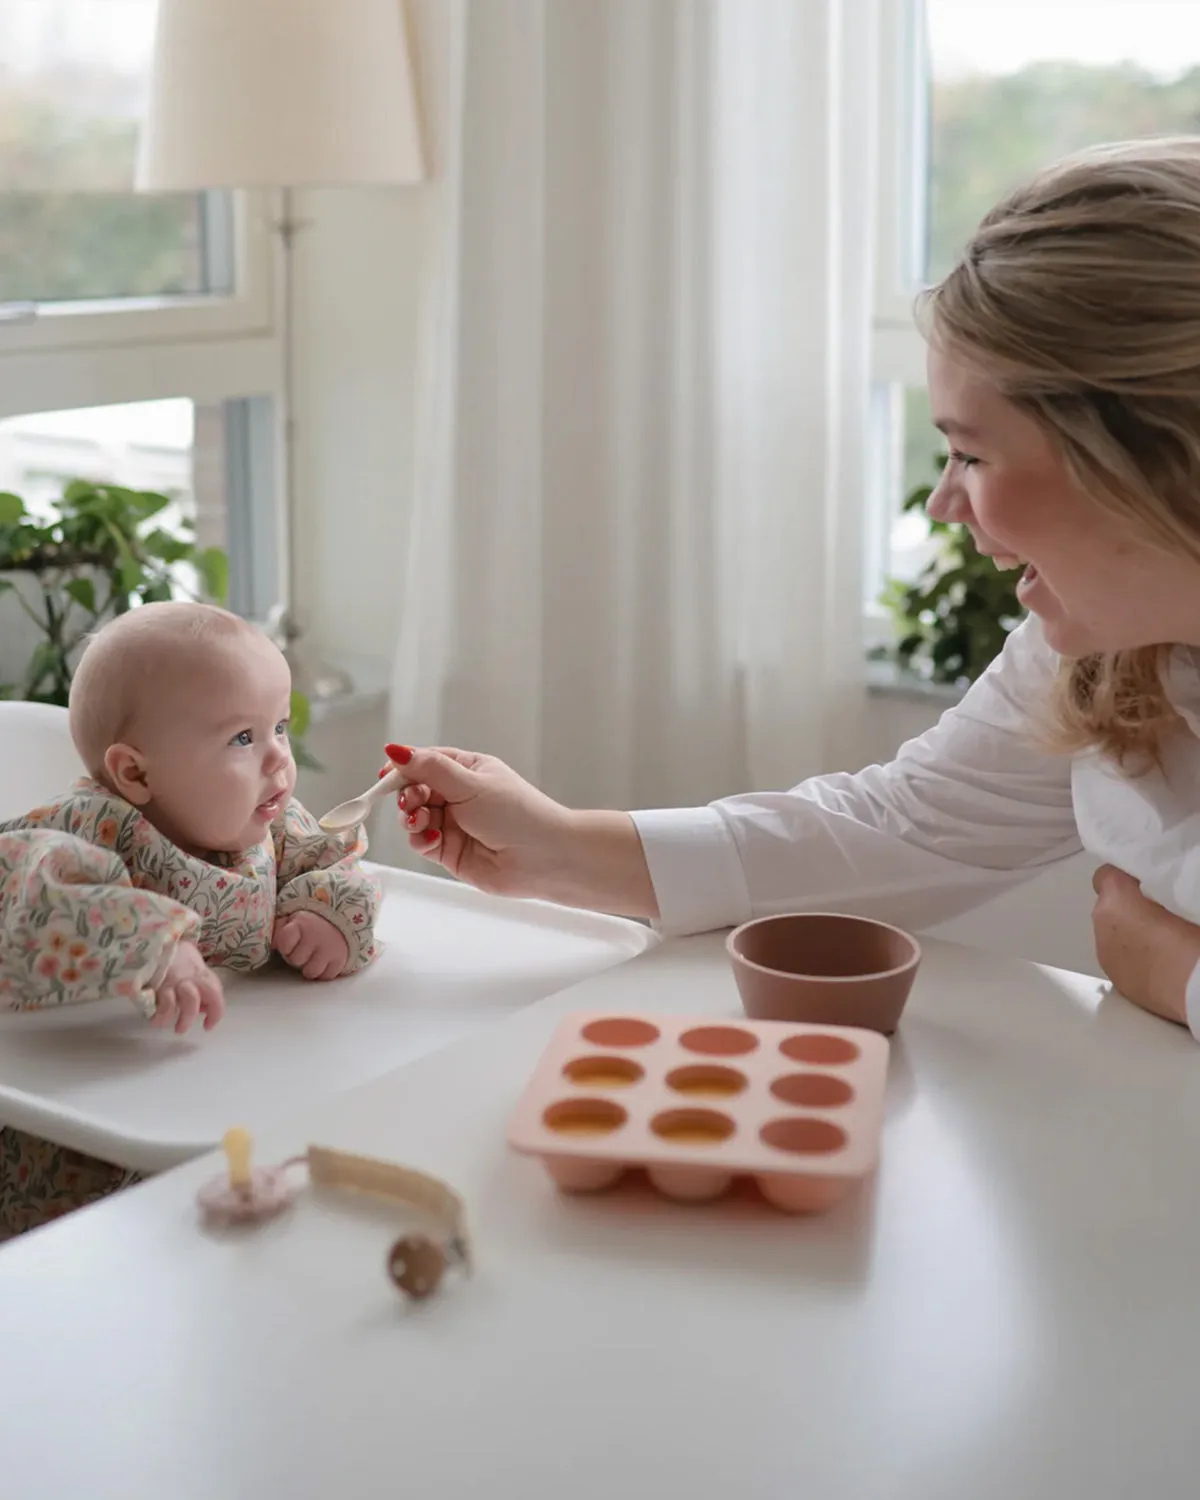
left=879, top=454, right=1024, bottom=687
left=0, top=479, right=317, bottom=764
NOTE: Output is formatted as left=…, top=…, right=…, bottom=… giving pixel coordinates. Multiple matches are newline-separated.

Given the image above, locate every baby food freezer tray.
left=508, top=1011, right=890, bottom=1213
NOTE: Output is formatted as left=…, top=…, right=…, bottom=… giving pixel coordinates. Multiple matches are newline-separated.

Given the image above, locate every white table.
left=0, top=933, right=1196, bottom=1500
left=0, top=865, right=653, bottom=1171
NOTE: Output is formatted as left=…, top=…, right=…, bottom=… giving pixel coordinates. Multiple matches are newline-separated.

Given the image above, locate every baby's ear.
left=103, top=744, right=151, bottom=805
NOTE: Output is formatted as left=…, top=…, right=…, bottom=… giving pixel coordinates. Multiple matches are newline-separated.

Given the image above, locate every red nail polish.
left=424, top=828, right=440, bottom=844
left=385, top=743, right=413, bottom=766
left=406, top=813, right=419, bottom=827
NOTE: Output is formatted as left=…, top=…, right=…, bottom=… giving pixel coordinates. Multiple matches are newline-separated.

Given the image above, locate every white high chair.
left=0, top=701, right=84, bottom=822
left=0, top=698, right=655, bottom=1173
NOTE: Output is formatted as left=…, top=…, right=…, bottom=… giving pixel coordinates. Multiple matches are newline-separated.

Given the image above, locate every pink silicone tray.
left=507, top=1012, right=889, bottom=1214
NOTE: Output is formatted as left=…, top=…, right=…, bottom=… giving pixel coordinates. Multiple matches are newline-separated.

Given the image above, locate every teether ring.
left=197, top=1128, right=472, bottom=1301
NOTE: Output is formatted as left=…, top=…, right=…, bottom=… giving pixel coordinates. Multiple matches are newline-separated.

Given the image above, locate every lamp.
left=136, top=0, right=424, bottom=699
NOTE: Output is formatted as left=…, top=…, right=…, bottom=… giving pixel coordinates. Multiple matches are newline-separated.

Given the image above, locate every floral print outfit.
left=0, top=780, right=381, bottom=1239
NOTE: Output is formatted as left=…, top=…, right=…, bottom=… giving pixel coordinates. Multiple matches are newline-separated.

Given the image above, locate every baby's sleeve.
left=274, top=801, right=381, bottom=973
left=0, top=828, right=201, bottom=1014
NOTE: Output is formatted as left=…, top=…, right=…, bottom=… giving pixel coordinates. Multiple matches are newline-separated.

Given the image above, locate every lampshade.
left=136, top=0, right=424, bottom=191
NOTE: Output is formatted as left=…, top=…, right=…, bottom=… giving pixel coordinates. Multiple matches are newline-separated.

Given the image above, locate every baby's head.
left=69, top=602, right=296, bottom=855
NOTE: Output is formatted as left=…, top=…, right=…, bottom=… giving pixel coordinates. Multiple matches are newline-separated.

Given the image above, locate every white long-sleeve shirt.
left=631, top=615, right=1200, bottom=1038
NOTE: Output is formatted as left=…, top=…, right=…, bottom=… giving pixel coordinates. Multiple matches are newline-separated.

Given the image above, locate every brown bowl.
left=726, top=912, right=921, bottom=1035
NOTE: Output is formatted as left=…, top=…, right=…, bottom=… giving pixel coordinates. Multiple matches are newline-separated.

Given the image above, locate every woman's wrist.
left=541, top=809, right=659, bottom=920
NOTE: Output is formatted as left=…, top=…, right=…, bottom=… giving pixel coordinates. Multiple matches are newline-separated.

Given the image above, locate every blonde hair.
left=920, top=137, right=1200, bottom=768
left=69, top=601, right=256, bottom=775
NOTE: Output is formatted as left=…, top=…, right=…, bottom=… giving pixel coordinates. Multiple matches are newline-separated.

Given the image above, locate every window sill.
left=308, top=688, right=388, bottom=725
left=866, top=658, right=967, bottom=705
left=301, top=652, right=390, bottom=726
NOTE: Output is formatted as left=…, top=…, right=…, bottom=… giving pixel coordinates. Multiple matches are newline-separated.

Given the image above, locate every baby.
left=0, top=601, right=380, bottom=1034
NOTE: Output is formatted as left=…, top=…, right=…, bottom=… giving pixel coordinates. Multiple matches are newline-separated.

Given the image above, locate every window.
left=868, top=0, right=1200, bottom=619
left=0, top=0, right=270, bottom=353
left=0, top=2, right=281, bottom=624
left=0, top=397, right=277, bottom=618
left=1, top=397, right=195, bottom=517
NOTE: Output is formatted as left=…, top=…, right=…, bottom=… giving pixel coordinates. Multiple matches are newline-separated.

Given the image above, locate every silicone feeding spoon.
left=319, top=767, right=405, bottom=832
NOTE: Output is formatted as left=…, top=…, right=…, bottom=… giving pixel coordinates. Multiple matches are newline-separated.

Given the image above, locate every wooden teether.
left=196, top=1130, right=471, bottom=1301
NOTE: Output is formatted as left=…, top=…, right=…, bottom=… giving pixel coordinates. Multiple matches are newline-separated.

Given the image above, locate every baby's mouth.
left=256, top=789, right=288, bottom=817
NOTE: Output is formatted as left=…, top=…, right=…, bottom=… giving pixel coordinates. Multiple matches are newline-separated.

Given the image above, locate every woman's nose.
left=925, top=470, right=969, bottom=525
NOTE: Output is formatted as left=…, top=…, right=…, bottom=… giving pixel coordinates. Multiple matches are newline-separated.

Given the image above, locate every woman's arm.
left=1091, top=863, right=1200, bottom=1031
left=636, top=615, right=1081, bottom=935
left=390, top=616, right=1081, bottom=934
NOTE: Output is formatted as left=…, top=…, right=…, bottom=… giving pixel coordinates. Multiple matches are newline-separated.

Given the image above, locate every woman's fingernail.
left=406, top=813, right=419, bottom=828
left=385, top=743, right=413, bottom=766
left=423, top=828, right=440, bottom=844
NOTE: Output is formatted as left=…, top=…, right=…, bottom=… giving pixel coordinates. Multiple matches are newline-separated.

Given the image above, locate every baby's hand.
left=153, top=941, right=225, bottom=1034
left=273, top=911, right=350, bottom=981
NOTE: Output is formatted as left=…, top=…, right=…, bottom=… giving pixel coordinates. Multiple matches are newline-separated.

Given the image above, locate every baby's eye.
left=949, top=448, right=979, bottom=470
left=231, top=729, right=254, bottom=747
left=274, top=719, right=290, bottom=738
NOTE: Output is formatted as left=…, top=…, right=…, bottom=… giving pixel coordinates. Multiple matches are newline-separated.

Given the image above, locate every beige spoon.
left=318, top=767, right=405, bottom=832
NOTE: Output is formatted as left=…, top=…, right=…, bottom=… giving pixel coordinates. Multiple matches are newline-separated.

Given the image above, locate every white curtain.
left=386, top=0, right=879, bottom=842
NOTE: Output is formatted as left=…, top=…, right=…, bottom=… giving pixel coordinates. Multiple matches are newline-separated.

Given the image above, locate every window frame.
left=871, top=0, right=929, bottom=385
left=0, top=179, right=282, bottom=624
left=863, top=0, right=930, bottom=637
left=0, top=191, right=274, bottom=367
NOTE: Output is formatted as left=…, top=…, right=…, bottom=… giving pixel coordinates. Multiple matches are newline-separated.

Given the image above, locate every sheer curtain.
left=384, top=0, right=879, bottom=856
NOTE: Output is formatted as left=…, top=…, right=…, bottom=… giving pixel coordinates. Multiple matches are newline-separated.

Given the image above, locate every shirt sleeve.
left=0, top=828, right=200, bottom=1015
left=274, top=800, right=382, bottom=973
left=1184, top=960, right=1200, bottom=1043
left=631, top=615, right=1082, bottom=937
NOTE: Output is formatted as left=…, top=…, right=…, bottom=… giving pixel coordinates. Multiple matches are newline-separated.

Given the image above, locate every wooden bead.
left=387, top=1234, right=447, bottom=1299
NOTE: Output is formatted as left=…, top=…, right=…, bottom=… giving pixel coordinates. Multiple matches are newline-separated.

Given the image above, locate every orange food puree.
left=657, top=1124, right=730, bottom=1146
left=569, top=1068, right=636, bottom=1088
left=549, top=1118, right=621, bottom=1137
left=671, top=1077, right=742, bottom=1098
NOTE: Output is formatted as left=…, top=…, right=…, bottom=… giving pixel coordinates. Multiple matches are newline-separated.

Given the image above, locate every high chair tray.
left=0, top=864, right=654, bottom=1173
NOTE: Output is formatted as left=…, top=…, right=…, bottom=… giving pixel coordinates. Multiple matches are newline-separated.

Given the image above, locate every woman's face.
left=925, top=343, right=1200, bottom=657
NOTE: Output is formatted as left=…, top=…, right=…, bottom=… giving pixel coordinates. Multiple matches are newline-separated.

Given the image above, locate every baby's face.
left=129, top=634, right=297, bottom=855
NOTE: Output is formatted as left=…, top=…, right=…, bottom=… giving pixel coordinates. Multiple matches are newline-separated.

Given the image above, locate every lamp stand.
left=265, top=186, right=353, bottom=702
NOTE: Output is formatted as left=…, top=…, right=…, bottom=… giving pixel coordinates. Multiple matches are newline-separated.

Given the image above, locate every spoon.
left=318, top=767, right=406, bottom=832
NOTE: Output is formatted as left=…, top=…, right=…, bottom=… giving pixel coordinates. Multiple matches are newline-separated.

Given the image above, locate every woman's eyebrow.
left=933, top=417, right=983, bottom=441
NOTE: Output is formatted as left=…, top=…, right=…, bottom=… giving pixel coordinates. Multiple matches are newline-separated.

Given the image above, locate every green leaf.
left=141, top=529, right=193, bottom=565
left=0, top=493, right=25, bottom=525
left=129, top=491, right=170, bottom=521
left=63, top=577, right=97, bottom=614
left=196, top=547, right=229, bottom=603
left=140, top=579, right=173, bottom=604
left=289, top=690, right=311, bottom=738
left=119, top=557, right=146, bottom=595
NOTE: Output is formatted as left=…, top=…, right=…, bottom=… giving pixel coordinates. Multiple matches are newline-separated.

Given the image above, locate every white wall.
left=289, top=186, right=430, bottom=665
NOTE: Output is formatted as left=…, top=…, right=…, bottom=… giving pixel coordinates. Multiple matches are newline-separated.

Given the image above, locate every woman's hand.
left=1091, top=864, right=1200, bottom=1028
left=381, top=744, right=658, bottom=918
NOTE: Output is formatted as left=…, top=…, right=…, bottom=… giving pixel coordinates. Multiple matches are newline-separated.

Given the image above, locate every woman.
left=387, top=139, right=1200, bottom=1037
